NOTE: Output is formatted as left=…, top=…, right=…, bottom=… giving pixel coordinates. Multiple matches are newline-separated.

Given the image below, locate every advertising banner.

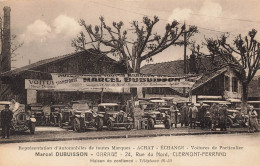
left=51, top=73, right=197, bottom=90
left=25, top=79, right=130, bottom=93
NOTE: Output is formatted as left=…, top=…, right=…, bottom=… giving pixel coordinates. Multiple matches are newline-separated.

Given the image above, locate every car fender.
left=108, top=117, right=115, bottom=122
left=97, top=114, right=104, bottom=118
left=75, top=114, right=81, bottom=118
left=30, top=118, right=36, bottom=123
left=227, top=115, right=234, bottom=119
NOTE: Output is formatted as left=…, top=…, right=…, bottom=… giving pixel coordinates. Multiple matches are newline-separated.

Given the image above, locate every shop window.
left=224, top=76, right=230, bottom=91
left=232, top=77, right=238, bottom=92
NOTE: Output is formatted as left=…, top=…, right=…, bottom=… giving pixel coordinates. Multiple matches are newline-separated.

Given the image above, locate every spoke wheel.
left=148, top=118, right=155, bottom=130
left=107, top=119, right=114, bottom=131
left=96, top=118, right=104, bottom=131
left=164, top=119, right=171, bottom=129
left=73, top=118, right=82, bottom=132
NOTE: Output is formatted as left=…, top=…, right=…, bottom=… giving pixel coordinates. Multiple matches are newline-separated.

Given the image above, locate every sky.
left=1, top=0, right=260, bottom=73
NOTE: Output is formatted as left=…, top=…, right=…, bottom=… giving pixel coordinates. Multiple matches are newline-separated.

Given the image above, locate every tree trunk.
left=130, top=59, right=142, bottom=129
left=241, top=81, right=248, bottom=114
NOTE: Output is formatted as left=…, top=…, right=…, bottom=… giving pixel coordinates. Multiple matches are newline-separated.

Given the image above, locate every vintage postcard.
left=0, top=0, right=260, bottom=166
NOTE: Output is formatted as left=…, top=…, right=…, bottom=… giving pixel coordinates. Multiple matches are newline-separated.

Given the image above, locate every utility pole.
left=183, top=23, right=187, bottom=96
left=183, top=23, right=187, bottom=74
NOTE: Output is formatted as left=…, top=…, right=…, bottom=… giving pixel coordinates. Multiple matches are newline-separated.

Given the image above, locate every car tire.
left=73, top=118, right=82, bottom=132
left=107, top=119, right=114, bottom=131
left=165, top=119, right=171, bottom=129
left=226, top=118, right=233, bottom=128
left=97, top=118, right=104, bottom=131
left=30, top=123, right=35, bottom=134
left=148, top=118, right=155, bottom=130
left=58, top=117, right=63, bottom=128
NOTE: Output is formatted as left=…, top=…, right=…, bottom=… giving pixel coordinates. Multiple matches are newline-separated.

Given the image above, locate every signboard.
left=25, top=79, right=130, bottom=93
left=25, top=79, right=55, bottom=90
left=51, top=73, right=197, bottom=90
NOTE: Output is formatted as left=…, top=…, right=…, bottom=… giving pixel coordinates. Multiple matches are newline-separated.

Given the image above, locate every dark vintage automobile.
left=49, top=105, right=65, bottom=126
left=27, top=103, right=46, bottom=126
left=141, top=100, right=172, bottom=130
left=226, top=109, right=248, bottom=128
left=0, top=101, right=36, bottom=134
left=97, top=103, right=133, bottom=130
left=58, top=101, right=104, bottom=132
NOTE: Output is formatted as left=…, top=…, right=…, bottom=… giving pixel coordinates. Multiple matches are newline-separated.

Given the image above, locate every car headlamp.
left=81, top=112, right=85, bottom=118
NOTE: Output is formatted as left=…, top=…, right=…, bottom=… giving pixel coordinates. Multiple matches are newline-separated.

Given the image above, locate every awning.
left=199, top=100, right=231, bottom=105
left=248, top=101, right=260, bottom=103
left=227, top=98, right=242, bottom=103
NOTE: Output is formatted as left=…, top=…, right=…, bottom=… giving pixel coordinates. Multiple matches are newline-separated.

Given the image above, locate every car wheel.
left=97, top=118, right=104, bottom=131
left=165, top=119, right=171, bottom=129
left=107, top=119, right=114, bottom=131
left=58, top=117, right=63, bottom=128
left=30, top=123, right=35, bottom=134
left=148, top=118, right=155, bottom=130
left=73, top=118, right=82, bottom=132
left=226, top=118, right=233, bottom=128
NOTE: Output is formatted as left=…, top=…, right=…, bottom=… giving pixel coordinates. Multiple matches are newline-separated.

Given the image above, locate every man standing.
left=170, top=103, right=178, bottom=128
left=210, top=103, right=219, bottom=131
left=1, top=104, right=13, bottom=139
left=189, top=103, right=198, bottom=129
left=180, top=103, right=189, bottom=127
left=219, top=104, right=227, bottom=131
left=198, top=102, right=207, bottom=129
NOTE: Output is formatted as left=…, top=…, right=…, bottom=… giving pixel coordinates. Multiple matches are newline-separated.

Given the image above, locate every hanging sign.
left=25, top=79, right=130, bottom=93
left=51, top=73, right=197, bottom=90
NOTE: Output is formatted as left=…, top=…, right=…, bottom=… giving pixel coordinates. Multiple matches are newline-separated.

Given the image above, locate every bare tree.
left=195, top=29, right=260, bottom=112
left=72, top=16, right=198, bottom=73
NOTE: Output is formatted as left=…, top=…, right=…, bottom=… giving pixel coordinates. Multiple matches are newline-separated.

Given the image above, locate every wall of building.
left=223, top=68, right=242, bottom=99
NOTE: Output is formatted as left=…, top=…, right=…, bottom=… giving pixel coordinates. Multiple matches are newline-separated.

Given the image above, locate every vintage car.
left=58, top=101, right=104, bottom=132
left=141, top=100, right=172, bottom=130
left=27, top=103, right=46, bottom=126
left=226, top=109, right=248, bottom=128
left=0, top=101, right=36, bottom=134
left=49, top=105, right=65, bottom=126
left=97, top=103, right=133, bottom=130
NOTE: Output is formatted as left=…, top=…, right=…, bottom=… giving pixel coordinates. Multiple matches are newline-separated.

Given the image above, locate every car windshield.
left=72, top=103, right=89, bottom=110
left=99, top=106, right=119, bottom=112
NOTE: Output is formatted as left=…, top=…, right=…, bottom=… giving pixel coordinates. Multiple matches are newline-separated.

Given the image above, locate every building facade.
left=0, top=50, right=130, bottom=105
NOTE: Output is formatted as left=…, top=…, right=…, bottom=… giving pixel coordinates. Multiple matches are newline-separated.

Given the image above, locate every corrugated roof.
left=141, top=56, right=225, bottom=76
left=141, top=60, right=185, bottom=76
left=248, top=76, right=260, bottom=97
left=0, top=49, right=114, bottom=77
left=191, top=68, right=227, bottom=91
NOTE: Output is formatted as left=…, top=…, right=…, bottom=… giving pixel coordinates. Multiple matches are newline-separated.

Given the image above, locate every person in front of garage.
left=198, top=102, right=207, bottom=129
left=210, top=103, right=219, bottom=131
left=248, top=105, right=259, bottom=133
left=180, top=103, right=187, bottom=127
left=189, top=103, right=198, bottom=129
left=170, top=103, right=178, bottom=128
left=219, top=104, right=227, bottom=131
left=1, top=104, right=13, bottom=139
